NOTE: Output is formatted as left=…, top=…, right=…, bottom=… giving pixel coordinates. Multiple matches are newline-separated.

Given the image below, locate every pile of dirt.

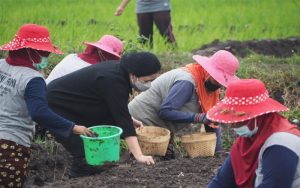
left=24, top=142, right=227, bottom=188
left=24, top=143, right=72, bottom=187
left=193, top=37, right=300, bottom=57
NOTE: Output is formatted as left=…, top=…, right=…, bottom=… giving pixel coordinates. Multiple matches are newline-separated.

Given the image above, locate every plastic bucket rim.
left=80, top=125, right=123, bottom=140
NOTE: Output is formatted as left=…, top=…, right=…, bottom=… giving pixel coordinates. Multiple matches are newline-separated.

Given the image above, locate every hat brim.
left=83, top=42, right=121, bottom=59
left=193, top=55, right=238, bottom=87
left=207, top=98, right=288, bottom=124
left=27, top=42, right=63, bottom=54
left=0, top=41, right=63, bottom=54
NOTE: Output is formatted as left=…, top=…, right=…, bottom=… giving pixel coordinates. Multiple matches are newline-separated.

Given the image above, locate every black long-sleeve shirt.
left=47, top=61, right=136, bottom=137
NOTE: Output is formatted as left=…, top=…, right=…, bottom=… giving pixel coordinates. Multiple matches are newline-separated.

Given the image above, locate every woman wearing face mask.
left=47, top=52, right=161, bottom=178
left=46, top=35, right=124, bottom=84
left=128, top=50, right=239, bottom=159
left=207, top=79, right=300, bottom=188
left=0, top=24, right=93, bottom=187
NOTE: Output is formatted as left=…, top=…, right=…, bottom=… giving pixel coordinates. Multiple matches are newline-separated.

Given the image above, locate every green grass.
left=34, top=134, right=58, bottom=155
left=0, top=0, right=299, bottom=54
left=238, top=54, right=300, bottom=119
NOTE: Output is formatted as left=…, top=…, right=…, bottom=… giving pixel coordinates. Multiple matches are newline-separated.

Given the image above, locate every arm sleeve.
left=102, top=79, right=136, bottom=138
left=158, top=80, right=196, bottom=123
left=208, top=155, right=238, bottom=188
left=256, top=145, right=298, bottom=188
left=24, top=77, right=75, bottom=137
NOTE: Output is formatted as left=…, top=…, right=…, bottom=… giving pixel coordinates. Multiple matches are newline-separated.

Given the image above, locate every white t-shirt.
left=46, top=54, right=90, bottom=84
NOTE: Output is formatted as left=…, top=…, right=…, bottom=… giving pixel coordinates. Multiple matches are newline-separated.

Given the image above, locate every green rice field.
left=0, top=0, right=299, bottom=119
left=0, top=0, right=299, bottom=53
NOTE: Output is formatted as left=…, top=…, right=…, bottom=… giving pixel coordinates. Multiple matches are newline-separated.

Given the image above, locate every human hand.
left=115, top=6, right=124, bottom=16
left=208, top=123, right=219, bottom=129
left=194, top=113, right=220, bottom=128
left=72, top=125, right=93, bottom=136
left=135, top=155, right=155, bottom=165
left=132, top=117, right=144, bottom=129
left=194, top=113, right=212, bottom=125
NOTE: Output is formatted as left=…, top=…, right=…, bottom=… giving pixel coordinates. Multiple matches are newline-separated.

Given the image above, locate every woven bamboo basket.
left=181, top=132, right=216, bottom=158
left=136, top=126, right=170, bottom=156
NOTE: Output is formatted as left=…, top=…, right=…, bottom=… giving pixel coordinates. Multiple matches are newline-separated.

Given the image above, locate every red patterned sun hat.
left=83, top=35, right=123, bottom=59
left=193, top=50, right=239, bottom=87
left=207, top=79, right=288, bottom=123
left=0, top=24, right=63, bottom=54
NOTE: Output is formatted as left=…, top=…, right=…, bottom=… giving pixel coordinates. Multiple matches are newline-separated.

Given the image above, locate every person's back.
left=0, top=59, right=42, bottom=146
left=46, top=54, right=90, bottom=84
left=46, top=35, right=124, bottom=84
left=47, top=61, right=130, bottom=126
left=255, top=131, right=300, bottom=187
left=129, top=68, right=200, bottom=132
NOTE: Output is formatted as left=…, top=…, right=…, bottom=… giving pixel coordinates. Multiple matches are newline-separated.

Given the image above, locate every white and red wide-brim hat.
left=0, top=24, right=63, bottom=54
left=193, top=50, right=239, bottom=87
left=207, top=79, right=288, bottom=123
left=83, top=35, right=123, bottom=59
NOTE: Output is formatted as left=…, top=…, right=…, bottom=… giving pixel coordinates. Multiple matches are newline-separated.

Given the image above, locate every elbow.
left=158, top=108, right=170, bottom=121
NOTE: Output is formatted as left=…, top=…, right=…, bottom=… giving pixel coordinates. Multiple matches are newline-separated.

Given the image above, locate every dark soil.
left=193, top=37, right=300, bottom=57
left=24, top=142, right=227, bottom=188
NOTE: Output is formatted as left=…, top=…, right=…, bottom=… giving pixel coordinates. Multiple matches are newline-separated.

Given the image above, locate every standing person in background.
left=115, top=0, right=176, bottom=48
left=207, top=79, right=300, bottom=188
left=46, top=35, right=123, bottom=84
left=128, top=50, right=240, bottom=159
left=47, top=52, right=161, bottom=178
left=0, top=24, right=92, bottom=187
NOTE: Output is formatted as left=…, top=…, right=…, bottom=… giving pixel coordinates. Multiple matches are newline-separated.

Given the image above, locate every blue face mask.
left=27, top=49, right=49, bottom=71
left=233, top=118, right=258, bottom=137
left=33, top=56, right=48, bottom=71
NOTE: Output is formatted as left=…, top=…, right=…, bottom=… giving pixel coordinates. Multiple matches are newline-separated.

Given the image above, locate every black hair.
left=120, top=52, right=161, bottom=77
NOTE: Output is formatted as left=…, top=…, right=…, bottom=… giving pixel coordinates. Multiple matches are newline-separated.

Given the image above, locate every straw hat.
left=83, top=35, right=123, bottom=59
left=193, top=50, right=239, bottom=87
left=0, top=24, right=63, bottom=54
left=207, top=79, right=288, bottom=123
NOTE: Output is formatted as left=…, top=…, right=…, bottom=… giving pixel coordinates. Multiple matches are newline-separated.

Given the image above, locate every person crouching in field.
left=0, top=24, right=92, bottom=187
left=207, top=79, right=300, bottom=188
left=47, top=52, right=161, bottom=178
left=46, top=34, right=124, bottom=84
left=128, top=50, right=239, bottom=159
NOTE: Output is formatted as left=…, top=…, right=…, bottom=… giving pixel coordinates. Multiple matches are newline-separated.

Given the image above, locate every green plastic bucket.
left=80, top=125, right=123, bottom=166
